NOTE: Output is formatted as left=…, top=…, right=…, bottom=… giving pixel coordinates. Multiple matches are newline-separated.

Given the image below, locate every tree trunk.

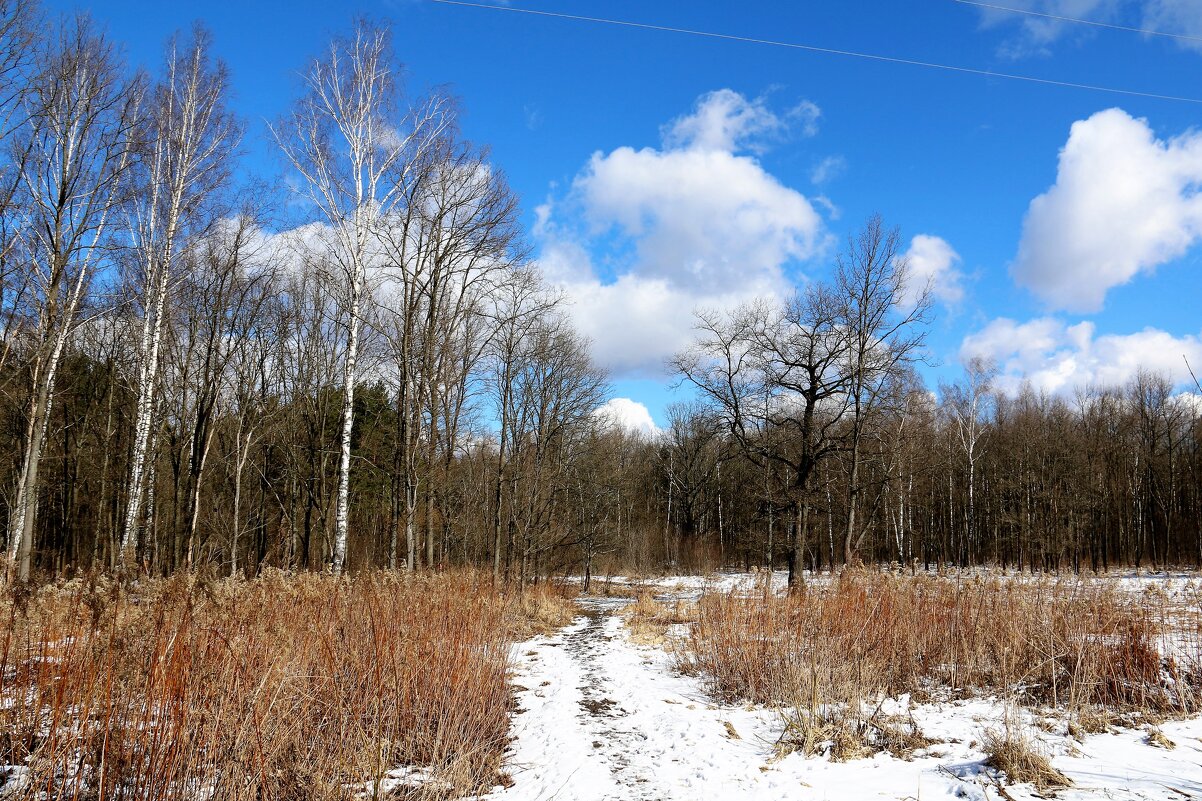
left=333, top=286, right=361, bottom=575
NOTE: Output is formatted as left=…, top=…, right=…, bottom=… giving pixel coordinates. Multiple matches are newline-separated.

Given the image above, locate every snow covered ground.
left=588, top=567, right=1202, bottom=600
left=488, top=582, right=1202, bottom=801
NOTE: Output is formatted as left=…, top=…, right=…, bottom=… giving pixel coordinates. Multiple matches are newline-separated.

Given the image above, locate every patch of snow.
left=0, top=765, right=28, bottom=798
left=357, top=766, right=450, bottom=798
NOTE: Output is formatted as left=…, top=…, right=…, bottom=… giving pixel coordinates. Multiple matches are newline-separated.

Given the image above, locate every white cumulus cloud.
left=960, top=316, right=1202, bottom=395
left=1012, top=108, right=1202, bottom=312
left=662, top=89, right=796, bottom=153
left=593, top=397, right=662, bottom=438
left=901, top=234, right=964, bottom=308
left=538, top=89, right=830, bottom=377
left=576, top=145, right=825, bottom=295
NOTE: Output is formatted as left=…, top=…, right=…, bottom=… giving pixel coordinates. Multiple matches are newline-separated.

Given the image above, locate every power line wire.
left=951, top=0, right=1202, bottom=45
left=430, top=0, right=1202, bottom=105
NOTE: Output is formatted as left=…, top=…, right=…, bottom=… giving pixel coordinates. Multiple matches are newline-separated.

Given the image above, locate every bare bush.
left=623, top=591, right=697, bottom=647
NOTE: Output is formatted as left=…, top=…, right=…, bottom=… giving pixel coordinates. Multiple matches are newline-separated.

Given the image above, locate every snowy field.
left=584, top=567, right=1202, bottom=598
left=491, top=572, right=1202, bottom=801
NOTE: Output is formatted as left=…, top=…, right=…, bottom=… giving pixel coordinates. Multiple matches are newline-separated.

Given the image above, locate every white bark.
left=272, top=22, right=447, bottom=574
left=333, top=280, right=361, bottom=573
left=121, top=30, right=236, bottom=565
left=6, top=23, right=141, bottom=581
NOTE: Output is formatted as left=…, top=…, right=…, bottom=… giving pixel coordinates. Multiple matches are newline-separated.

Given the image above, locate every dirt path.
left=560, top=599, right=661, bottom=800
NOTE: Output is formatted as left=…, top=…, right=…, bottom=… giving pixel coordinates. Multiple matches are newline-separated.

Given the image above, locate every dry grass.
left=680, top=571, right=1201, bottom=760
left=623, top=591, right=696, bottom=647
left=0, top=569, right=554, bottom=801
left=586, top=575, right=647, bottom=598
left=507, top=581, right=579, bottom=639
left=683, top=571, right=1200, bottom=712
left=1145, top=726, right=1176, bottom=749
left=982, top=725, right=1072, bottom=790
left=775, top=705, right=934, bottom=763
left=1067, top=705, right=1115, bottom=738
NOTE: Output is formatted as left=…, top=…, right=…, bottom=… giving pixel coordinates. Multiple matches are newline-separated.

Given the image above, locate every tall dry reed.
left=0, top=569, right=527, bottom=800
left=682, top=571, right=1201, bottom=716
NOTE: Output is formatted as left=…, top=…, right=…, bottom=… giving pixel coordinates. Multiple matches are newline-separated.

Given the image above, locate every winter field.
left=501, top=571, right=1202, bottom=801
left=2, top=569, right=1201, bottom=800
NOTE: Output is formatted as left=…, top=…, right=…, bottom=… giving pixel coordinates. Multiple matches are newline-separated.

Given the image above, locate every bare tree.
left=0, top=1, right=37, bottom=381
left=273, top=20, right=447, bottom=574
left=413, top=141, right=523, bottom=570
left=154, top=210, right=276, bottom=572
left=6, top=17, right=142, bottom=580
left=676, top=285, right=852, bottom=588
left=837, top=215, right=931, bottom=565
left=658, top=401, right=724, bottom=545
left=223, top=275, right=280, bottom=577
left=484, top=267, right=560, bottom=581
left=120, top=26, right=239, bottom=566
left=506, top=315, right=607, bottom=583
left=940, top=355, right=997, bottom=566
left=273, top=245, right=342, bottom=570
left=375, top=132, right=525, bottom=570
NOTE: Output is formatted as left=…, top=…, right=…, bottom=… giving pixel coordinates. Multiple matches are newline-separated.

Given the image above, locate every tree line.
left=2, top=5, right=1200, bottom=584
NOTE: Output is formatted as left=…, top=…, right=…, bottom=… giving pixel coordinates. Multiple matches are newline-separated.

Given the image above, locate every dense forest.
left=2, top=3, right=1201, bottom=586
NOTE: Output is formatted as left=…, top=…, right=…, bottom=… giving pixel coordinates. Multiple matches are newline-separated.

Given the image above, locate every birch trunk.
left=6, top=21, right=141, bottom=580
left=121, top=31, right=236, bottom=568
left=333, top=282, right=361, bottom=574
left=273, top=22, right=448, bottom=575
left=10, top=243, right=119, bottom=579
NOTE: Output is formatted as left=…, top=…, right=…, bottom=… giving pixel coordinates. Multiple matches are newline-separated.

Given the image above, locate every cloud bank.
left=960, top=316, right=1202, bottom=395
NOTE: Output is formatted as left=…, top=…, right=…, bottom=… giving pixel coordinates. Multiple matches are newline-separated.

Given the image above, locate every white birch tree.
left=120, top=26, right=238, bottom=566
left=273, top=21, right=446, bottom=574
left=6, top=17, right=142, bottom=581
left=941, top=356, right=998, bottom=565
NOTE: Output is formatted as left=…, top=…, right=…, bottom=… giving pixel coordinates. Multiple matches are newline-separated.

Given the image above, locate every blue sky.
left=54, top=0, right=1202, bottom=430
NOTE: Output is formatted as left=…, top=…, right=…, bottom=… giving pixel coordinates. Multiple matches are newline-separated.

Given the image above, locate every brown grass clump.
left=982, top=726, right=1072, bottom=790
left=624, top=591, right=696, bottom=646
left=1145, top=726, right=1176, bottom=749
left=681, top=571, right=1201, bottom=718
left=1068, top=706, right=1115, bottom=738
left=0, top=569, right=528, bottom=800
left=870, top=714, right=935, bottom=760
left=775, top=705, right=934, bottom=763
left=775, top=708, right=870, bottom=762
left=507, top=580, right=579, bottom=638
